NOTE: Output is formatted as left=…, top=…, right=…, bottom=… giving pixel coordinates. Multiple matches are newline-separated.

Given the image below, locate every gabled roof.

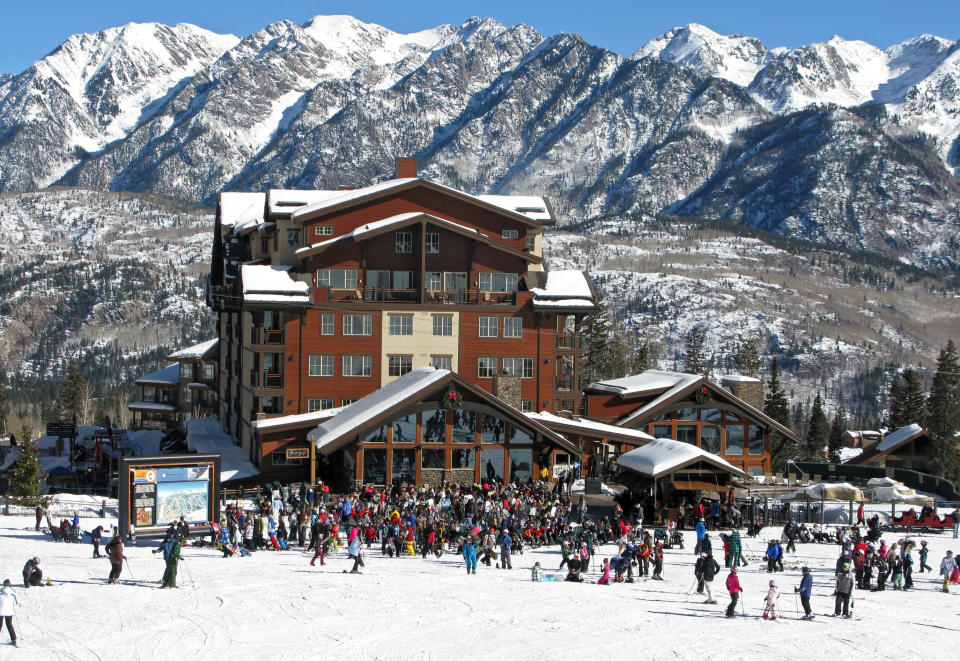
left=526, top=411, right=654, bottom=446
left=168, top=338, right=219, bottom=361
left=306, top=367, right=579, bottom=456
left=526, top=270, right=596, bottom=312
left=290, top=178, right=547, bottom=227
left=589, top=369, right=800, bottom=443
left=240, top=265, right=311, bottom=305
left=135, top=364, right=180, bottom=386
left=218, top=192, right=265, bottom=228
left=295, top=211, right=541, bottom=263
left=252, top=406, right=346, bottom=433
left=845, top=424, right=927, bottom=466
left=616, top=438, right=748, bottom=480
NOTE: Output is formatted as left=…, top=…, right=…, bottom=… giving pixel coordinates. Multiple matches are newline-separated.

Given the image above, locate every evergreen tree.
left=634, top=342, right=650, bottom=373
left=581, top=297, right=614, bottom=383
left=886, top=373, right=906, bottom=429
left=58, top=360, right=87, bottom=422
left=828, top=407, right=846, bottom=464
left=733, top=338, right=763, bottom=377
left=9, top=424, right=45, bottom=499
left=926, top=340, right=960, bottom=479
left=0, top=372, right=8, bottom=435
left=683, top=326, right=707, bottom=376
left=765, top=358, right=796, bottom=468
left=901, top=369, right=927, bottom=428
left=803, top=392, right=830, bottom=460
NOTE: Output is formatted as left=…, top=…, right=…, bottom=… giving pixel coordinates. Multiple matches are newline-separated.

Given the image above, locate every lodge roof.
left=844, top=424, right=927, bottom=466
left=168, top=338, right=219, bottom=362
left=616, top=438, right=749, bottom=480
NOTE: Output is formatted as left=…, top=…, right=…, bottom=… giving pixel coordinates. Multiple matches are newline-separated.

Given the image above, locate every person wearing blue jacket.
left=766, top=540, right=780, bottom=573
left=694, top=519, right=707, bottom=554
left=709, top=501, right=721, bottom=530
left=462, top=537, right=478, bottom=575
left=795, top=566, right=814, bottom=619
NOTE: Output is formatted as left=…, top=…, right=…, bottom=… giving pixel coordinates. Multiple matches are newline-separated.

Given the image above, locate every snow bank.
left=570, top=478, right=621, bottom=495
left=185, top=418, right=260, bottom=482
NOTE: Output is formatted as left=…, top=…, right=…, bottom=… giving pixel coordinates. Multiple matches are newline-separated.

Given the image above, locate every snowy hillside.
left=0, top=16, right=958, bottom=269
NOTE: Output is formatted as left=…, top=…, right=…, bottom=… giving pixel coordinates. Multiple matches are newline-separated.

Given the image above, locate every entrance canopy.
left=616, top=438, right=748, bottom=480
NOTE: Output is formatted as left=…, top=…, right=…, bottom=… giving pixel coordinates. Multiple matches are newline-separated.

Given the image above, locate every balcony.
left=314, top=288, right=517, bottom=305
left=250, top=371, right=283, bottom=389
left=251, top=327, right=285, bottom=346
left=554, top=375, right=582, bottom=392
left=556, top=334, right=582, bottom=351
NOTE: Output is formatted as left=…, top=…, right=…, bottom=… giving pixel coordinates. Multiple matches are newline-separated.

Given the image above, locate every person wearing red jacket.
left=725, top=566, right=743, bottom=617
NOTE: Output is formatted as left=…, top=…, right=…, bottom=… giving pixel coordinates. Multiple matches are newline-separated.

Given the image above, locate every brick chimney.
left=721, top=375, right=764, bottom=411
left=395, top=157, right=418, bottom=179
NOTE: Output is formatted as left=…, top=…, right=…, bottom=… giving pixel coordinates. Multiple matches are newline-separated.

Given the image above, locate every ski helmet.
left=802, top=566, right=810, bottom=573
left=32, top=557, right=39, bottom=564
left=769, top=579, right=777, bottom=586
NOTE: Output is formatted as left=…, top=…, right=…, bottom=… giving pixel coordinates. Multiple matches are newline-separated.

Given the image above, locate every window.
left=425, top=233, right=439, bottom=253
left=479, top=272, right=518, bottom=291
left=677, top=407, right=697, bottom=421
left=341, top=398, right=357, bottom=406
left=702, top=408, right=722, bottom=422
left=425, top=272, right=441, bottom=290
left=432, top=315, right=452, bottom=336
left=392, top=449, right=416, bottom=482
left=342, top=355, right=372, bottom=377
left=452, top=410, right=475, bottom=444
left=388, top=355, right=412, bottom=377
left=393, top=271, right=413, bottom=289
left=389, top=315, right=413, bottom=336
left=307, top=354, right=333, bottom=377
left=365, top=425, right=387, bottom=443
left=482, top=448, right=504, bottom=480
left=726, top=411, right=742, bottom=422
left=320, top=313, right=335, bottom=336
left=478, top=317, right=498, bottom=338
left=431, top=355, right=452, bottom=371
left=261, top=396, right=282, bottom=415
left=510, top=447, right=533, bottom=483
left=422, top=408, right=446, bottom=444
left=503, top=317, right=523, bottom=338
left=444, top=272, right=467, bottom=291
left=422, top=448, right=445, bottom=469
left=481, top=415, right=505, bottom=444
left=395, top=231, right=412, bottom=253
left=725, top=425, right=744, bottom=455
left=367, top=270, right=390, bottom=289
left=393, top=414, right=416, bottom=443
left=653, top=424, right=671, bottom=438
left=524, top=235, right=536, bottom=252
left=520, top=400, right=533, bottom=413
left=306, top=398, right=335, bottom=412
left=701, top=425, right=721, bottom=455
left=363, top=449, right=386, bottom=484
left=478, top=357, right=497, bottom=378
left=314, top=225, right=333, bottom=236
left=749, top=425, right=765, bottom=455
left=501, top=229, right=519, bottom=239
left=202, top=363, right=215, bottom=380
left=260, top=238, right=270, bottom=254
left=676, top=425, right=697, bottom=444
left=452, top=448, right=475, bottom=469
left=502, top=357, right=533, bottom=378
left=287, top=230, right=301, bottom=247
left=343, top=314, right=373, bottom=336
left=271, top=451, right=305, bottom=466
left=317, top=268, right=358, bottom=289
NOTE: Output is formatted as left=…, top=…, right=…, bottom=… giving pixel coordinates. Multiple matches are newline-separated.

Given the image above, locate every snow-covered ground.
left=1, top=516, right=958, bottom=659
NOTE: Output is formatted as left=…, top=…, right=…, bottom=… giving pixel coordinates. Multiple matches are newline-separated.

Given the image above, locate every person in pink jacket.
left=762, top=579, right=780, bottom=620
left=725, top=566, right=742, bottom=617
left=597, top=558, right=611, bottom=585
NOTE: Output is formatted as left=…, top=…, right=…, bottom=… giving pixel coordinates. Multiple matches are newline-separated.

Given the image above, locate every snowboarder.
left=0, top=579, right=19, bottom=647
left=21, top=558, right=42, bottom=588
left=762, top=579, right=780, bottom=620
left=725, top=566, right=742, bottom=617
left=795, top=566, right=814, bottom=619
left=834, top=563, right=854, bottom=618
left=105, top=532, right=125, bottom=584
left=940, top=550, right=957, bottom=593
left=160, top=537, right=182, bottom=588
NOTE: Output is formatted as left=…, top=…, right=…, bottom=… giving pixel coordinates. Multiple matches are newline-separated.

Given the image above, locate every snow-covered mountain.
left=0, top=16, right=958, bottom=272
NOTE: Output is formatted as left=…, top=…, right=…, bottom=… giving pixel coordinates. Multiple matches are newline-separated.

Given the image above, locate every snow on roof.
left=528, top=270, right=593, bottom=299
left=253, top=406, right=346, bottom=432
left=475, top=194, right=553, bottom=222
left=185, top=417, right=260, bottom=482
left=134, top=364, right=181, bottom=386
left=720, top=374, right=761, bottom=383
left=241, top=264, right=310, bottom=295
left=616, top=438, right=747, bottom=479
left=168, top=338, right=218, bottom=361
left=295, top=212, right=489, bottom=258
left=780, top=482, right=866, bottom=502
left=617, top=372, right=707, bottom=426
left=532, top=298, right=596, bottom=309
left=309, top=367, right=450, bottom=451
left=526, top=411, right=655, bottom=443
left=127, top=401, right=178, bottom=412
left=290, top=178, right=418, bottom=220
left=590, top=370, right=697, bottom=397
left=876, top=423, right=925, bottom=452
left=219, top=192, right=265, bottom=228
left=267, top=189, right=342, bottom=215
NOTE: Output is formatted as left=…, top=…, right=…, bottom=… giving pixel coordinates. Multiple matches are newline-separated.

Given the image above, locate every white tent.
left=780, top=482, right=866, bottom=502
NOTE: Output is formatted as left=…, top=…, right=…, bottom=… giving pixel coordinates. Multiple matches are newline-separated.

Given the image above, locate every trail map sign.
left=119, top=454, right=220, bottom=537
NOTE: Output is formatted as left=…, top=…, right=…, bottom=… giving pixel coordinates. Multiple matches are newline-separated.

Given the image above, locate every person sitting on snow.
left=531, top=561, right=543, bottom=582
left=762, top=579, right=780, bottom=620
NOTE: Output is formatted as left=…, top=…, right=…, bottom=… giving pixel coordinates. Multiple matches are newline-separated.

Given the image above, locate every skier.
left=795, top=566, right=814, bottom=620
left=347, top=527, right=364, bottom=574
left=766, top=540, right=780, bottom=573
left=160, top=537, right=182, bottom=588
left=462, top=536, right=478, bottom=575
left=0, top=579, right=18, bottom=647
left=498, top=529, right=513, bottom=570
left=88, top=525, right=104, bottom=558
left=856, top=503, right=865, bottom=526
left=651, top=541, right=664, bottom=580
left=34, top=503, right=44, bottom=532
left=724, top=566, right=742, bottom=618
left=919, top=541, right=931, bottom=573
left=21, top=558, right=42, bottom=588
left=762, top=579, right=780, bottom=620
left=834, top=563, right=854, bottom=618
left=940, top=550, right=957, bottom=593
left=105, top=532, right=126, bottom=584
left=694, top=518, right=707, bottom=554
left=699, top=551, right=721, bottom=604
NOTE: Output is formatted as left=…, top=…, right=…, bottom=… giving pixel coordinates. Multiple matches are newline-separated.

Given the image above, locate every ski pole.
left=124, top=558, right=135, bottom=582
left=794, top=592, right=799, bottom=619
left=181, top=557, right=194, bottom=586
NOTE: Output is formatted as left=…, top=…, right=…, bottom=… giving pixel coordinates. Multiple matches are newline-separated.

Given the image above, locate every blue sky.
left=1, top=1, right=956, bottom=74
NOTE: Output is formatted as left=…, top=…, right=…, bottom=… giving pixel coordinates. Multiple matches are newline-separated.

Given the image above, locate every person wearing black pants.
left=796, top=566, right=814, bottom=620
left=0, top=579, right=18, bottom=647
left=835, top=564, right=854, bottom=618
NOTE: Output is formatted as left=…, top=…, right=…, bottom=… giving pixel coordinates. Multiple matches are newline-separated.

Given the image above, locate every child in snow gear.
left=0, top=579, right=18, bottom=647
left=597, top=558, right=611, bottom=585
left=835, top=564, right=854, bottom=617
left=105, top=533, right=126, bottom=584
left=347, top=527, right=364, bottom=573
left=796, top=566, right=814, bottom=619
left=21, top=558, right=42, bottom=588
left=87, top=525, right=104, bottom=558
left=652, top=542, right=664, bottom=580
left=531, top=562, right=543, bottom=582
left=762, top=579, right=780, bottom=620
left=160, top=538, right=182, bottom=588
left=940, top=550, right=957, bottom=592
left=919, top=541, right=931, bottom=572
left=462, top=537, right=479, bottom=574
left=698, top=552, right=721, bottom=604
left=725, top=566, right=742, bottom=617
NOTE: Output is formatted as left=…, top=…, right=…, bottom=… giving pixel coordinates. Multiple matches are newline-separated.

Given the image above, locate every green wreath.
left=694, top=386, right=711, bottom=404
left=443, top=391, right=463, bottom=411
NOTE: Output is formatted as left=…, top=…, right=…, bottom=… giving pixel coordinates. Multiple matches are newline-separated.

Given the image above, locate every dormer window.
left=314, top=225, right=333, bottom=236
left=501, top=229, right=519, bottom=239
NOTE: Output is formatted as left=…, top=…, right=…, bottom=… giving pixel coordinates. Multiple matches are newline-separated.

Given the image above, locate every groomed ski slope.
left=1, top=516, right=957, bottom=659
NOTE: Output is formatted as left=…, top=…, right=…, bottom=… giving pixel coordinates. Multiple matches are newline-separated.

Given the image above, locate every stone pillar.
left=721, top=376, right=764, bottom=410
left=493, top=375, right=522, bottom=409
